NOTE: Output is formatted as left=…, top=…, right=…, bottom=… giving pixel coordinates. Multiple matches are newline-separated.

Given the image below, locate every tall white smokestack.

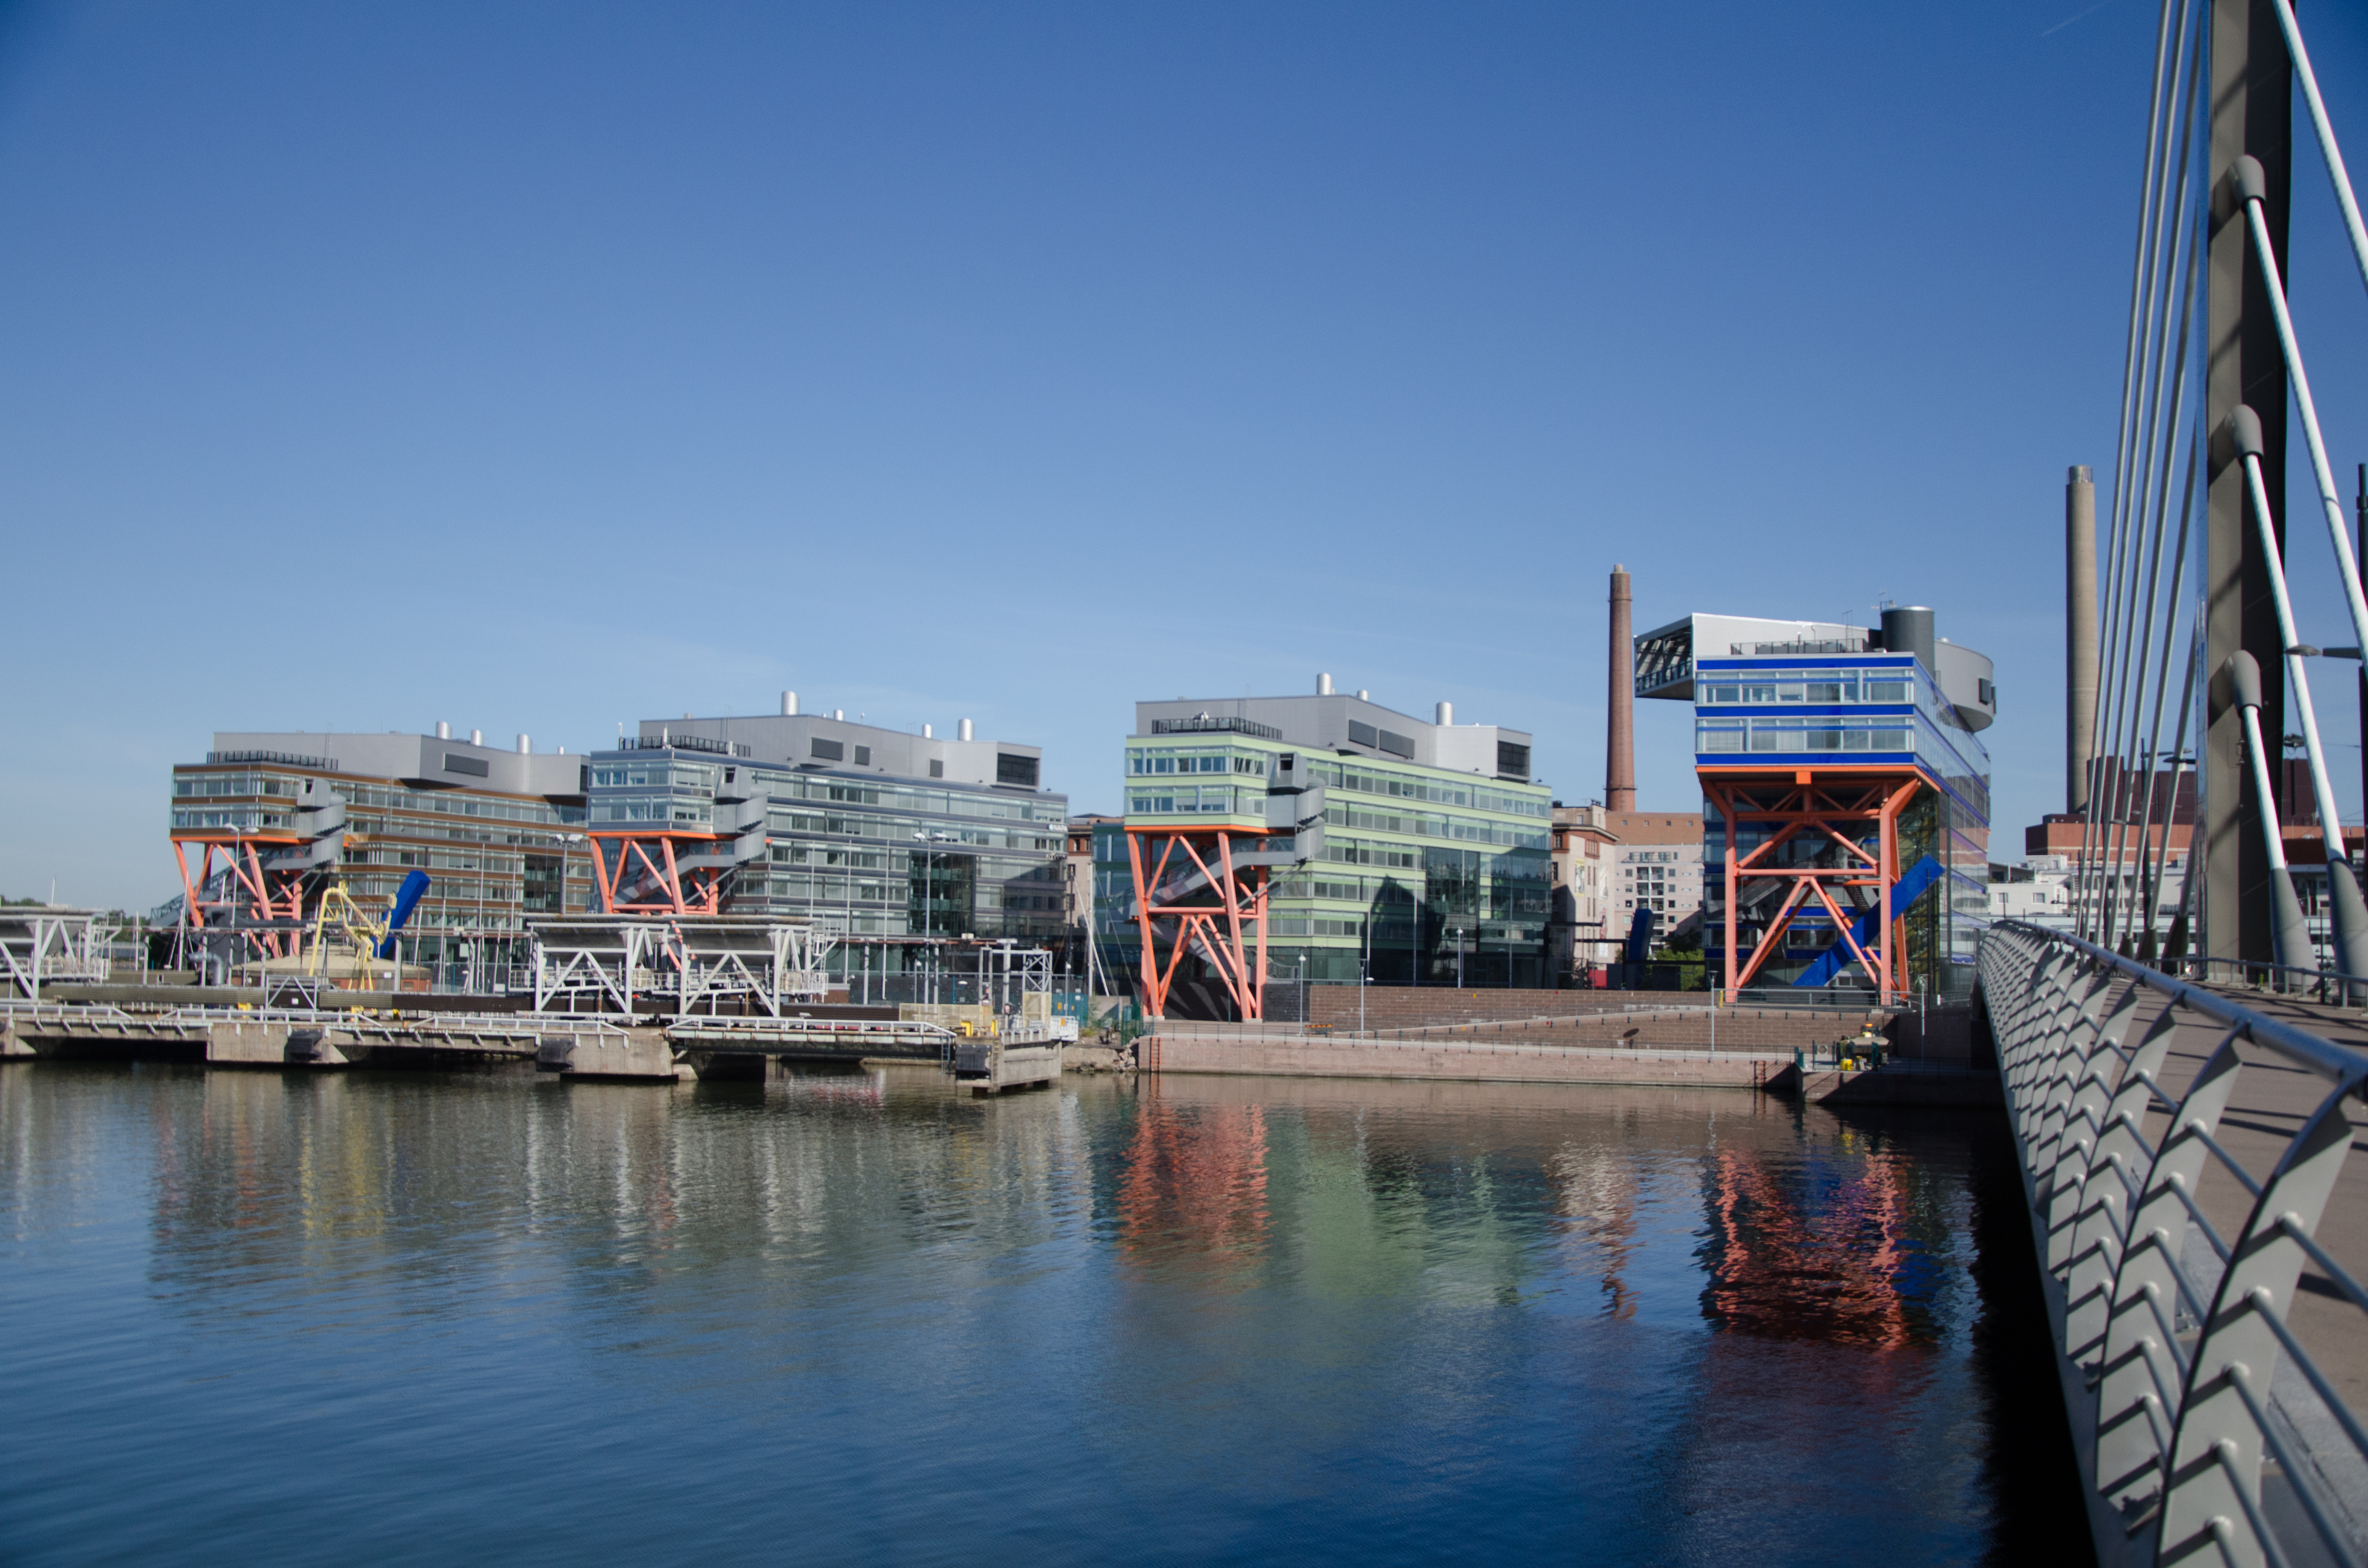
left=959, top=718, right=974, bottom=742
left=1318, top=673, right=1333, bottom=695
left=782, top=690, right=798, bottom=717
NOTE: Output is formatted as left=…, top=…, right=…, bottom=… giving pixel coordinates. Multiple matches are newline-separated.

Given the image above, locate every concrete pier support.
left=1, top=1019, right=32, bottom=1061
left=206, top=1021, right=352, bottom=1069
left=545, top=1029, right=687, bottom=1082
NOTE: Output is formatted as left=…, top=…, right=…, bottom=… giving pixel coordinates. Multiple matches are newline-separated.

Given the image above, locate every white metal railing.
left=1981, top=919, right=2368, bottom=1567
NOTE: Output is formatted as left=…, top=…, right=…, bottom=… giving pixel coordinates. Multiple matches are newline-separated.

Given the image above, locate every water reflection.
left=0, top=1064, right=2081, bottom=1566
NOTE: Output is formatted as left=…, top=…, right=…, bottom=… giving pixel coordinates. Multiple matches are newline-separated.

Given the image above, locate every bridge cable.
left=2084, top=0, right=2201, bottom=946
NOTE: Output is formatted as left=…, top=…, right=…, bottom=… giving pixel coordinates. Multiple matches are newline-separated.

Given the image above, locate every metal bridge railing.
left=1982, top=919, right=2368, bottom=1568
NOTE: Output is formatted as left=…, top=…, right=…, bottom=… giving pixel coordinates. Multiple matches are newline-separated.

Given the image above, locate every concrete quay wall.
left=1148, top=1031, right=1769, bottom=1088
left=1304, top=985, right=1886, bottom=1036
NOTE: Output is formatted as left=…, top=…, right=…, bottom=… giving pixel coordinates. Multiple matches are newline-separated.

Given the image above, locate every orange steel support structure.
left=1701, top=767, right=1923, bottom=1004
left=1124, top=826, right=1270, bottom=1021
left=171, top=835, right=306, bottom=958
left=589, top=832, right=728, bottom=916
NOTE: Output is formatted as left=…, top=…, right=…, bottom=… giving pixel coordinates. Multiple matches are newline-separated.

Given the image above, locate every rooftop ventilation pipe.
left=518, top=734, right=531, bottom=754
left=470, top=729, right=482, bottom=747
left=1318, top=673, right=1334, bottom=695
left=960, top=719, right=974, bottom=742
left=782, top=690, right=798, bottom=716
left=1436, top=700, right=1454, bottom=725
left=436, top=721, right=451, bottom=740
left=1357, top=688, right=1369, bottom=701
left=834, top=709, right=844, bottom=721
left=924, top=723, right=934, bottom=738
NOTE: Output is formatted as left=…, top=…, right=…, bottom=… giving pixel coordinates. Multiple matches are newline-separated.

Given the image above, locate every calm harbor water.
left=0, top=1063, right=2085, bottom=1566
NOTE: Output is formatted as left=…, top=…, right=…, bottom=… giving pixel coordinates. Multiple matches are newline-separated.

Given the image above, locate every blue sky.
left=5, top=0, right=2368, bottom=910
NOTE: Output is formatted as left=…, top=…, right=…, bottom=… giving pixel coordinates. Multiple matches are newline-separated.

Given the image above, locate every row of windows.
left=1697, top=671, right=1912, bottom=706
left=1696, top=719, right=1915, bottom=753
left=1332, top=806, right=1548, bottom=848
left=172, top=773, right=300, bottom=799
left=170, top=808, right=290, bottom=831
left=763, top=808, right=1058, bottom=851
left=1127, top=787, right=1267, bottom=816
left=1128, top=750, right=1269, bottom=776
left=335, top=784, right=566, bottom=825
left=588, top=763, right=718, bottom=792
left=1303, top=761, right=1550, bottom=818
left=590, top=799, right=714, bottom=825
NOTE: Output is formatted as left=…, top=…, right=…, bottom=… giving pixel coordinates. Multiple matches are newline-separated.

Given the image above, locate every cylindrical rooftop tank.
left=1880, top=607, right=1936, bottom=673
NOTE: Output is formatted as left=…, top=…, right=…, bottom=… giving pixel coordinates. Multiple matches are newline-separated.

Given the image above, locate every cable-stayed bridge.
left=1986, top=1, right=2368, bottom=1561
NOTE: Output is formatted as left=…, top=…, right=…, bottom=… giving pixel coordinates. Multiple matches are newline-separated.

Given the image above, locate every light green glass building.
left=1096, top=685, right=1553, bottom=1002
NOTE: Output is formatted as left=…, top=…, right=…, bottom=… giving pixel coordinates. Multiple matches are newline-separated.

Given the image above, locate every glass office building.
left=1636, top=612, right=1995, bottom=1003
left=165, top=730, right=596, bottom=980
left=1097, top=693, right=1553, bottom=995
left=584, top=710, right=1070, bottom=944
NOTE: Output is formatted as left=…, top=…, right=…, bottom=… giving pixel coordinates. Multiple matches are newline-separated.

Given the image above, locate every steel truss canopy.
left=528, top=915, right=833, bottom=1016
left=0, top=907, right=110, bottom=1001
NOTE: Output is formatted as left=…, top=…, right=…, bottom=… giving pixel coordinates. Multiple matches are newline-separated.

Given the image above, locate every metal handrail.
left=1981, top=919, right=2368, bottom=1568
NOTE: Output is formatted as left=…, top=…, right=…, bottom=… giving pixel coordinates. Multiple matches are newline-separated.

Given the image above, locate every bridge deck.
left=2173, top=984, right=2368, bottom=1422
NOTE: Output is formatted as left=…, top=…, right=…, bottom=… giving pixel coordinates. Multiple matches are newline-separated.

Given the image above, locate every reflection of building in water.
left=1546, top=1140, right=1640, bottom=1318
left=1699, top=1133, right=1960, bottom=1349
left=1117, top=1096, right=1270, bottom=1280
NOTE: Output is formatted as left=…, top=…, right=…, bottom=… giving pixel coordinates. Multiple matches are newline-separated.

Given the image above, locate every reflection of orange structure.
left=1701, top=769, right=1922, bottom=1001
left=171, top=835, right=306, bottom=959
left=1702, top=1143, right=1918, bottom=1348
left=1124, top=828, right=1271, bottom=1020
left=1117, top=1092, right=1270, bottom=1280
left=590, top=832, right=728, bottom=915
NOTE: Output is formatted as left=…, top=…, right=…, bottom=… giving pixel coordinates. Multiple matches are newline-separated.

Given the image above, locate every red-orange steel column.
left=1125, top=830, right=1161, bottom=1016
left=1722, top=786, right=1739, bottom=1002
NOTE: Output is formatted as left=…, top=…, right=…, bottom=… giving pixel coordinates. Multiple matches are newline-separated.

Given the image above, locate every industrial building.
left=1098, top=678, right=1552, bottom=1017
left=1624, top=598, right=1995, bottom=1003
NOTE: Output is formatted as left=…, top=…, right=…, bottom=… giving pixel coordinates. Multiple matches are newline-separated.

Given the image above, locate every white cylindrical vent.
left=1435, top=701, right=1453, bottom=726
left=1357, top=689, right=1369, bottom=701
left=470, top=728, right=483, bottom=746
left=834, top=709, right=844, bottom=722
left=518, top=734, right=531, bottom=754
left=960, top=718, right=974, bottom=742
left=557, top=746, right=566, bottom=756
left=436, top=721, right=451, bottom=740
left=1318, top=673, right=1333, bottom=695
left=782, top=690, right=798, bottom=716
left=923, top=723, right=934, bottom=739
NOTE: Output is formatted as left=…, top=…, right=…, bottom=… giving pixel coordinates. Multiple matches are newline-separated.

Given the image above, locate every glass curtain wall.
left=583, top=747, right=1068, bottom=944
left=1103, top=737, right=1552, bottom=995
